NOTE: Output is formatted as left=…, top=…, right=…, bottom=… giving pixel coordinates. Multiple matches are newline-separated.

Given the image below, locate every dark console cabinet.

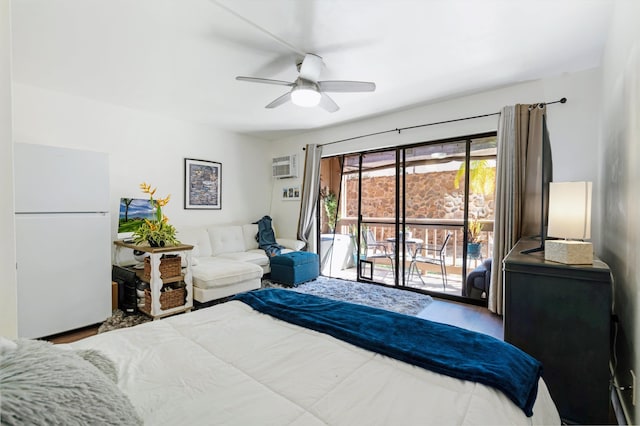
left=503, top=239, right=611, bottom=425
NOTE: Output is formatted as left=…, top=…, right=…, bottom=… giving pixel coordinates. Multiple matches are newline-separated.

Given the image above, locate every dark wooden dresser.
left=503, top=239, right=611, bottom=424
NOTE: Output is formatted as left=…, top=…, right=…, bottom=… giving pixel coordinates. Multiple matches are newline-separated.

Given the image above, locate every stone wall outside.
left=344, top=170, right=494, bottom=221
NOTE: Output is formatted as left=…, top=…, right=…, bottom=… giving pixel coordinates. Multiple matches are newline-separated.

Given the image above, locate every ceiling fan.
left=236, top=53, right=376, bottom=113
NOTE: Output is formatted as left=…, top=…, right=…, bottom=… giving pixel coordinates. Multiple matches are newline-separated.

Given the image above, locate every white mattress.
left=70, top=301, right=560, bottom=425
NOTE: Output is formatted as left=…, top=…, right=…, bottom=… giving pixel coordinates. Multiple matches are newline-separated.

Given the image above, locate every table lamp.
left=544, top=181, right=593, bottom=264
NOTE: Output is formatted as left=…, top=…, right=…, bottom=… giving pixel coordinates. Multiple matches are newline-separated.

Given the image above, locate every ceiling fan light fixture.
left=291, top=86, right=321, bottom=107
left=236, top=55, right=374, bottom=112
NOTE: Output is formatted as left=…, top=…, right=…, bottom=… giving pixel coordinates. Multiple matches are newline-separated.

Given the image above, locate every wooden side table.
left=114, top=241, right=194, bottom=319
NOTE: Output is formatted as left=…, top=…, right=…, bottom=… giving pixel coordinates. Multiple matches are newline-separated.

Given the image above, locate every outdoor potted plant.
left=454, top=160, right=494, bottom=260
left=467, top=219, right=483, bottom=259
left=133, top=182, right=180, bottom=247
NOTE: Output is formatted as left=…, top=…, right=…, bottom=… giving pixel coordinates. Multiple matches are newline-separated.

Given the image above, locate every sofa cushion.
left=208, top=226, right=246, bottom=256
left=242, top=224, right=260, bottom=250
left=217, top=250, right=269, bottom=268
left=177, top=228, right=212, bottom=257
left=191, top=258, right=263, bottom=289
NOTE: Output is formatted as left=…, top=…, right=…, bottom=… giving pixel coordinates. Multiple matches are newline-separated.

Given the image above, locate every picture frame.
left=184, top=158, right=221, bottom=210
left=281, top=185, right=301, bottom=201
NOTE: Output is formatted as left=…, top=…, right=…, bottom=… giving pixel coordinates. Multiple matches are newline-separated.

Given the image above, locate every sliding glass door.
left=356, top=150, right=398, bottom=283
left=401, top=138, right=496, bottom=298
left=318, top=133, right=496, bottom=303
left=402, top=142, right=467, bottom=293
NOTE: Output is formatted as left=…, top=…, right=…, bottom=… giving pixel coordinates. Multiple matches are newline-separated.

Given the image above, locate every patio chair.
left=363, top=229, right=394, bottom=278
left=408, top=232, right=452, bottom=290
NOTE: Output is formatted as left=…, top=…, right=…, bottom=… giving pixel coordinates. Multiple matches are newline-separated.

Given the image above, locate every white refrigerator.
left=14, top=143, right=112, bottom=338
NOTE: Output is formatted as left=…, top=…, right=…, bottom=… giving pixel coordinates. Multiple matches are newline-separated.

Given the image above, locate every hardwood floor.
left=44, top=323, right=99, bottom=344
left=416, top=297, right=503, bottom=340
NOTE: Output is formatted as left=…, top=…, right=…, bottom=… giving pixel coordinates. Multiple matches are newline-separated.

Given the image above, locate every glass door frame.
left=320, top=131, right=497, bottom=306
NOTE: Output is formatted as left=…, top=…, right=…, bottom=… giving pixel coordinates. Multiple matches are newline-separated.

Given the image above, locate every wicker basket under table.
left=142, top=256, right=181, bottom=281
left=141, top=285, right=186, bottom=314
left=113, top=241, right=194, bottom=319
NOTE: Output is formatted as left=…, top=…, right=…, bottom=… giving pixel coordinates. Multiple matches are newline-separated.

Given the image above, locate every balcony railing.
left=331, top=217, right=494, bottom=267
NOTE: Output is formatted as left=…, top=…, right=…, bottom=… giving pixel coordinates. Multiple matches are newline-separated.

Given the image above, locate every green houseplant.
left=453, top=159, right=496, bottom=196
left=320, top=187, right=339, bottom=233
left=133, top=182, right=180, bottom=247
left=467, top=219, right=483, bottom=259
left=454, top=160, right=494, bottom=260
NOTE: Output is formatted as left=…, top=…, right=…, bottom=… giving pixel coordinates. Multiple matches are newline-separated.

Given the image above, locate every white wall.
left=12, top=83, right=273, bottom=237
left=270, top=68, right=603, bottom=244
left=599, top=0, right=640, bottom=423
left=0, top=0, right=17, bottom=338
left=7, top=83, right=273, bottom=331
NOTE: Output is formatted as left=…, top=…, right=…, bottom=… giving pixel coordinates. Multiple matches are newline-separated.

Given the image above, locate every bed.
left=1, top=289, right=560, bottom=425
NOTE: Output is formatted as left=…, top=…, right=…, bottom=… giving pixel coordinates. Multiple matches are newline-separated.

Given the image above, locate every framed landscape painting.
left=184, top=158, right=221, bottom=209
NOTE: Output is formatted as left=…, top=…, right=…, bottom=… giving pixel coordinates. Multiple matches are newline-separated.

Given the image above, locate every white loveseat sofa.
left=178, top=224, right=304, bottom=304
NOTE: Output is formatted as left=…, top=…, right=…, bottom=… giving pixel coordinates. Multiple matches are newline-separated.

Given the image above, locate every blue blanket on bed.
left=233, top=288, right=543, bottom=417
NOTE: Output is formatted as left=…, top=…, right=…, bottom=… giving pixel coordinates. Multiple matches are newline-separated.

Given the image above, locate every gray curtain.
left=489, top=104, right=548, bottom=314
left=297, top=144, right=323, bottom=248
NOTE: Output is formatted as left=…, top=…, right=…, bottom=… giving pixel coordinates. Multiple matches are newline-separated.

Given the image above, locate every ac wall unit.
left=272, top=154, right=298, bottom=179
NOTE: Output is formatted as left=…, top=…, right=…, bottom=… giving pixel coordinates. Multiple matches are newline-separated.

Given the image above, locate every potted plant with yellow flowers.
left=467, top=218, right=484, bottom=259
left=132, top=183, right=185, bottom=313
left=133, top=182, right=180, bottom=247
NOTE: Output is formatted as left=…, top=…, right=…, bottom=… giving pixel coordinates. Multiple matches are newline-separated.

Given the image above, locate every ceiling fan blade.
left=318, top=80, right=376, bottom=93
left=318, top=93, right=339, bottom=113
left=265, top=92, right=291, bottom=109
left=236, top=76, right=294, bottom=87
left=298, top=53, right=324, bottom=82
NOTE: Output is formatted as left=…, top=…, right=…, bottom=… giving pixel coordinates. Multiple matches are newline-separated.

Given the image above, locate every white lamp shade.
left=547, top=181, right=592, bottom=240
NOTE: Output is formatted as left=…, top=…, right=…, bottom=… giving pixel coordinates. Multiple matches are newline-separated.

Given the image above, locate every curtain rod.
left=316, top=97, right=567, bottom=148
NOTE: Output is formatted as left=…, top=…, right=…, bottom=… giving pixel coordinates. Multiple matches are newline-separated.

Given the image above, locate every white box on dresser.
left=544, top=239, right=593, bottom=265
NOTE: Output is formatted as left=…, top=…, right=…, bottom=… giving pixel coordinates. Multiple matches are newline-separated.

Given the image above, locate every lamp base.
left=544, top=240, right=593, bottom=265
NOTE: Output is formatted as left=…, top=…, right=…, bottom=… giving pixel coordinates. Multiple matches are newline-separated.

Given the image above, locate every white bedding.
left=70, top=301, right=560, bottom=425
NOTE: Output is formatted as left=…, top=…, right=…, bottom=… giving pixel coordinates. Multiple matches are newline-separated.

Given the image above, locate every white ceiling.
left=11, top=0, right=614, bottom=140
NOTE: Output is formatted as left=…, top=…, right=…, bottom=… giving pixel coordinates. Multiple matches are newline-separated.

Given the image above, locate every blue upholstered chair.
left=464, top=258, right=492, bottom=299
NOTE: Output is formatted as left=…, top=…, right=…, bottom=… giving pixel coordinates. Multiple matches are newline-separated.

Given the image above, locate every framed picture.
left=184, top=158, right=221, bottom=209
left=282, top=185, right=301, bottom=201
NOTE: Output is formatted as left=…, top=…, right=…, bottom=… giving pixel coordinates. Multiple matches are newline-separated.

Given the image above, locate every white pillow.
left=208, top=226, right=246, bottom=255
left=242, top=224, right=259, bottom=250
left=277, top=238, right=306, bottom=251
left=177, top=228, right=212, bottom=257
